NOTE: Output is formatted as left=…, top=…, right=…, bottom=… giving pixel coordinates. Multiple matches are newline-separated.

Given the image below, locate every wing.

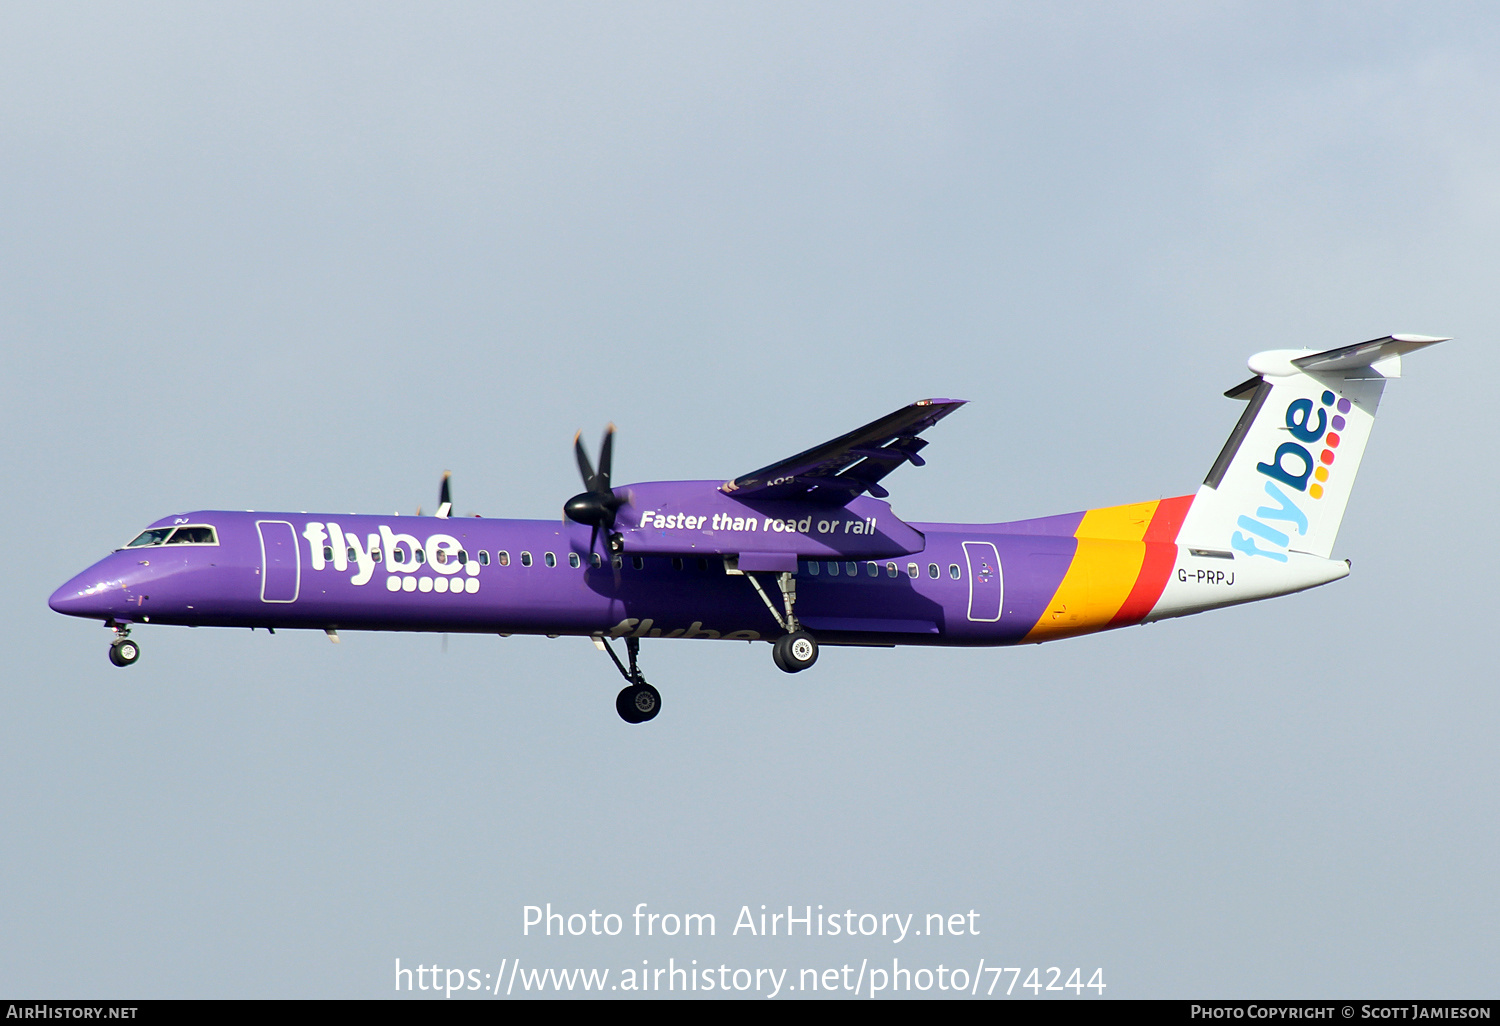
left=720, top=398, right=967, bottom=503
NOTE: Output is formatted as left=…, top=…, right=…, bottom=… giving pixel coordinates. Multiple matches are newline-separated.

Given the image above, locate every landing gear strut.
left=106, top=621, right=139, bottom=667
left=596, top=635, right=661, bottom=723
left=740, top=569, right=820, bottom=674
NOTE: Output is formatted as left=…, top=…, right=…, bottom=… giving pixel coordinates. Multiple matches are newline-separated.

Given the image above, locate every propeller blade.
left=565, top=424, right=625, bottom=535
left=596, top=425, right=615, bottom=494
left=574, top=432, right=597, bottom=491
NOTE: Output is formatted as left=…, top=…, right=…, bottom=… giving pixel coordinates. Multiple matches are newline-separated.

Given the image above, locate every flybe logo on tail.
left=1233, top=389, right=1349, bottom=561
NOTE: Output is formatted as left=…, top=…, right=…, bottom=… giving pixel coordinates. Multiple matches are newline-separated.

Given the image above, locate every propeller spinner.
left=565, top=426, right=624, bottom=552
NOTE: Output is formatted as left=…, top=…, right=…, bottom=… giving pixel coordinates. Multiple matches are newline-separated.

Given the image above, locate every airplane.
left=49, top=334, right=1444, bottom=723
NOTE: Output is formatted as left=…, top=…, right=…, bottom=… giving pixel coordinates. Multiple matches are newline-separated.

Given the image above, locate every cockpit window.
left=166, top=526, right=217, bottom=545
left=123, top=524, right=220, bottom=549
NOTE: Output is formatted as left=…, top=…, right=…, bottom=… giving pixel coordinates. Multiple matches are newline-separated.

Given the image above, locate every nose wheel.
left=108, top=637, right=140, bottom=667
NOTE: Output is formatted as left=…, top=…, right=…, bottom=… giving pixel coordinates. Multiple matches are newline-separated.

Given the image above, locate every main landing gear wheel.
left=772, top=630, right=818, bottom=673
left=108, top=638, right=140, bottom=667
left=598, top=634, right=662, bottom=723
left=616, top=682, right=661, bottom=724
left=741, top=571, right=815, bottom=673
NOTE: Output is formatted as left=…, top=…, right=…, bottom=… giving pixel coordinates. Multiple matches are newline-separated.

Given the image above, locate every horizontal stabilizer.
left=1291, top=334, right=1449, bottom=376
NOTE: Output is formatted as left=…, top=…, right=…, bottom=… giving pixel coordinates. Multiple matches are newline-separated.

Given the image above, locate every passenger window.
left=805, top=561, right=820, bottom=576
left=498, top=550, right=510, bottom=566
left=569, top=553, right=581, bottom=568
left=393, top=549, right=405, bottom=564
left=415, top=549, right=426, bottom=564
left=631, top=556, right=644, bottom=570
left=908, top=563, right=918, bottom=578
left=323, top=546, right=334, bottom=561
left=125, top=528, right=173, bottom=548
left=672, top=557, right=683, bottom=571
left=346, top=547, right=356, bottom=562
left=828, top=562, right=840, bottom=576
left=928, top=563, right=939, bottom=578
left=520, top=551, right=532, bottom=567
left=844, top=562, right=858, bottom=576
left=612, top=555, right=623, bottom=569
left=544, top=552, right=556, bottom=568
left=865, top=561, right=877, bottom=577
left=435, top=551, right=447, bottom=564
left=886, top=562, right=897, bottom=578
left=372, top=548, right=382, bottom=563
left=949, top=563, right=961, bottom=579
left=590, top=552, right=602, bottom=568
left=478, top=551, right=490, bottom=566
left=457, top=550, right=467, bottom=564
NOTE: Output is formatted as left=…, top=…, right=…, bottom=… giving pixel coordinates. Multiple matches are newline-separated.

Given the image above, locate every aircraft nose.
left=49, top=570, right=123, bottom=619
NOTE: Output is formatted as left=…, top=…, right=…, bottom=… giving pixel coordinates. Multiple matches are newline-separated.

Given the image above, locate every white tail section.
left=1177, top=335, right=1446, bottom=561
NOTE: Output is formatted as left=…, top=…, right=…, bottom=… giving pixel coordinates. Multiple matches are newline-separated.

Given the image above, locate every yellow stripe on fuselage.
left=1023, top=500, right=1158, bottom=642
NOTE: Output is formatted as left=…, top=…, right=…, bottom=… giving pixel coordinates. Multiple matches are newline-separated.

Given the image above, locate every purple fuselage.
left=48, top=497, right=1092, bottom=649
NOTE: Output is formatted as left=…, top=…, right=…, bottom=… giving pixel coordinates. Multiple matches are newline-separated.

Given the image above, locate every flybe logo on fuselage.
left=300, top=522, right=482, bottom=594
left=1232, top=389, right=1349, bottom=562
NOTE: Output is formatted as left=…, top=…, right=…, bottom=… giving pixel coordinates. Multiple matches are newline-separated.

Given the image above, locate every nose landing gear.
left=106, top=622, right=139, bottom=667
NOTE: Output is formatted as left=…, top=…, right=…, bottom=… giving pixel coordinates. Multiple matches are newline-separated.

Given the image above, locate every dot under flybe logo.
left=1233, top=390, right=1346, bottom=562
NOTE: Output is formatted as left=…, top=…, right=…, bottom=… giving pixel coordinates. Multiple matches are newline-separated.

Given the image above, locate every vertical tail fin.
left=1177, top=335, right=1447, bottom=560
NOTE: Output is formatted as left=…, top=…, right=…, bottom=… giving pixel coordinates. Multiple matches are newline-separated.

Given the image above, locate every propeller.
left=564, top=425, right=625, bottom=553
left=418, top=471, right=454, bottom=517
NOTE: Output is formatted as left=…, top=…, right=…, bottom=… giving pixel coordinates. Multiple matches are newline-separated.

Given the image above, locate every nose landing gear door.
left=256, top=520, right=300, bottom=603
left=962, top=541, right=1003, bottom=622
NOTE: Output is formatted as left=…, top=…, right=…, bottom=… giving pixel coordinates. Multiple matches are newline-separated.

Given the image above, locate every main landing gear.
left=595, top=569, right=820, bottom=721
left=772, top=630, right=818, bottom=673
left=742, top=570, right=820, bottom=674
left=106, top=622, right=139, bottom=667
left=596, top=635, right=661, bottom=724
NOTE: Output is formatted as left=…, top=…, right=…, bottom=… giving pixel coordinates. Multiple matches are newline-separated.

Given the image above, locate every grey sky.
left=2, top=2, right=1495, bottom=998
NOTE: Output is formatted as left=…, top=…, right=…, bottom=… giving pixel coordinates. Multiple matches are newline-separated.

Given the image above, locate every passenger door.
left=962, top=541, right=1003, bottom=621
left=256, top=520, right=300, bottom=602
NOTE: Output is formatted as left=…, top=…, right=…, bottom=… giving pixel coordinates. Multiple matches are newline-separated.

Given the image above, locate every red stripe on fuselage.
left=1107, top=494, right=1194, bottom=626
